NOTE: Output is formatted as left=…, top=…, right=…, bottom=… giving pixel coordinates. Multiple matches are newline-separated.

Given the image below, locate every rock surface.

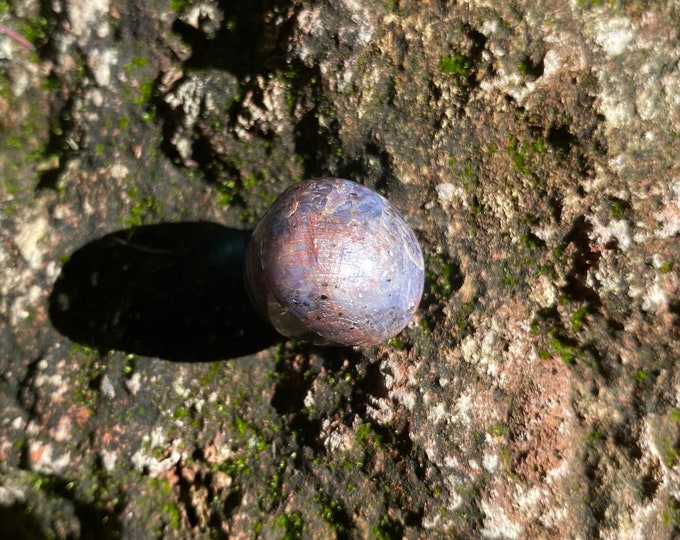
left=1, top=0, right=680, bottom=538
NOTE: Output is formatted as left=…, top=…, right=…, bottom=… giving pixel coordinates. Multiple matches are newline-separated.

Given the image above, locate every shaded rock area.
left=1, top=0, right=680, bottom=537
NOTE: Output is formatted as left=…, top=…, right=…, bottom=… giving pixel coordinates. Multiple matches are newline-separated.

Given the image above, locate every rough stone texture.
left=1, top=0, right=680, bottom=538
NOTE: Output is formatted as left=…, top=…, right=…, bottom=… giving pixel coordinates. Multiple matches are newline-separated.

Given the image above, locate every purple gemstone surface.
left=245, top=178, right=424, bottom=346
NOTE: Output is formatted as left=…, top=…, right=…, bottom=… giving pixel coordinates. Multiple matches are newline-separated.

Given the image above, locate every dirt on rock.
left=1, top=0, right=680, bottom=538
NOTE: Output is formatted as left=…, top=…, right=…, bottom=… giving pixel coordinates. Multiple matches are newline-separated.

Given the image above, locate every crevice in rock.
left=336, top=139, right=395, bottom=194
left=292, top=71, right=342, bottom=178
left=562, top=215, right=602, bottom=307
left=36, top=93, right=78, bottom=191
left=547, top=124, right=576, bottom=158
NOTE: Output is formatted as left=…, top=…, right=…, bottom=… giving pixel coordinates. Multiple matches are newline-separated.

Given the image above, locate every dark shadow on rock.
left=171, top=0, right=298, bottom=77
left=0, top=470, right=126, bottom=540
left=0, top=501, right=48, bottom=540
left=49, top=222, right=280, bottom=361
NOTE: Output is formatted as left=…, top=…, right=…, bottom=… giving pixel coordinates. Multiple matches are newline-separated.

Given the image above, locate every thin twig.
left=0, top=23, right=35, bottom=50
left=111, top=235, right=175, bottom=255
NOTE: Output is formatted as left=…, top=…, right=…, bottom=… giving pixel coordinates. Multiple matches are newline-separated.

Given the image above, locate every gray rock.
left=1, top=0, right=679, bottom=537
